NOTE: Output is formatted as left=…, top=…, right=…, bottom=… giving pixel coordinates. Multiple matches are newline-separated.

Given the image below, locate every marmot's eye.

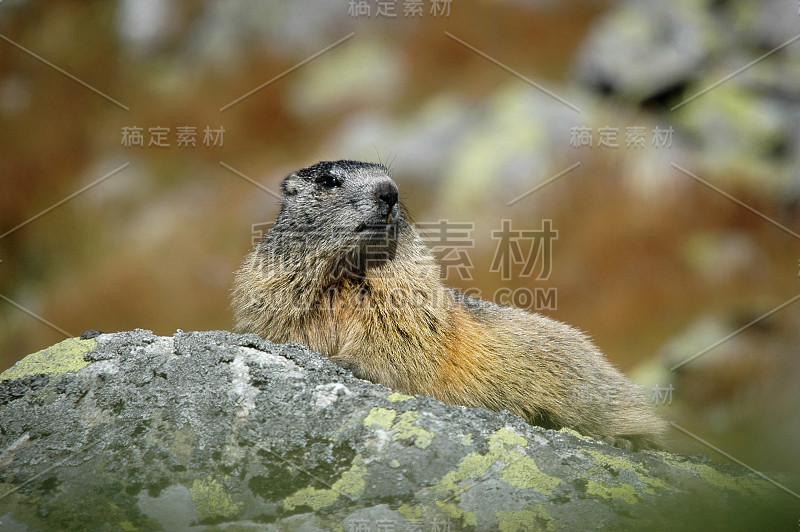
left=316, top=174, right=341, bottom=188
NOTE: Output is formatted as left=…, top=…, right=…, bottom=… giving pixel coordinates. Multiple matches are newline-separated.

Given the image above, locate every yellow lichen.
left=1, top=337, right=96, bottom=381
left=189, top=476, right=244, bottom=523
left=663, top=456, right=773, bottom=497
left=438, top=426, right=561, bottom=500
left=363, top=407, right=397, bottom=428
left=363, top=408, right=434, bottom=449
left=586, top=479, right=640, bottom=504
left=499, top=452, right=561, bottom=494
left=398, top=503, right=423, bottom=521
left=386, top=392, right=414, bottom=402
left=391, top=411, right=434, bottom=449
left=583, top=449, right=669, bottom=494
left=283, top=486, right=340, bottom=512
left=283, top=455, right=366, bottom=511
left=497, top=506, right=556, bottom=532
left=436, top=501, right=477, bottom=527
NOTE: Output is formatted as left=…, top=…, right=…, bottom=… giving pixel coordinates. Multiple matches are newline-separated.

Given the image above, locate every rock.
left=0, top=331, right=795, bottom=530
left=573, top=0, right=717, bottom=103
left=438, top=84, right=581, bottom=213
left=288, top=40, right=403, bottom=118
left=573, top=0, right=800, bottom=193
left=328, top=94, right=475, bottom=183
left=329, top=84, right=585, bottom=214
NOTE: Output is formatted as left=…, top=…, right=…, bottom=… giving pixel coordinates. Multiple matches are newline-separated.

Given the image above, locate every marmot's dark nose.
left=376, top=181, right=398, bottom=211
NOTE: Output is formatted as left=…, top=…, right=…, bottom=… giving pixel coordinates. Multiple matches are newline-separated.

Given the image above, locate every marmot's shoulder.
left=446, top=288, right=499, bottom=320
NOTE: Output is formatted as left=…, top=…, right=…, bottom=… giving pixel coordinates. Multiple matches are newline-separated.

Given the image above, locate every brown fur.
left=232, top=161, right=667, bottom=449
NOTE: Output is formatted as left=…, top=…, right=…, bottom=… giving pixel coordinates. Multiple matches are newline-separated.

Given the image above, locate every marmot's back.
left=232, top=160, right=667, bottom=450
left=447, top=290, right=667, bottom=448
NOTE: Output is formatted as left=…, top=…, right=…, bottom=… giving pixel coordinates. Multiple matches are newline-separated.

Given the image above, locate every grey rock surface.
left=573, top=0, right=800, bottom=193
left=0, top=330, right=795, bottom=531
left=574, top=0, right=715, bottom=102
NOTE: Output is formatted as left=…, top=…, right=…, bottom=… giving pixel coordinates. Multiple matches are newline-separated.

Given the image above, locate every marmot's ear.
left=282, top=175, right=299, bottom=196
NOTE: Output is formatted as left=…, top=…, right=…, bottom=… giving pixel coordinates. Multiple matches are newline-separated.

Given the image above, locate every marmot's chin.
left=355, top=218, right=395, bottom=233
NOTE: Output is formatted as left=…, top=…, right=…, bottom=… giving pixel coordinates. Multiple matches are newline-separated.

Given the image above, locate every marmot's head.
left=266, top=160, right=405, bottom=279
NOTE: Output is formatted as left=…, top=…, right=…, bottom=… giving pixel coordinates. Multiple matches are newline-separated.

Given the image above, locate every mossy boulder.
left=0, top=331, right=795, bottom=530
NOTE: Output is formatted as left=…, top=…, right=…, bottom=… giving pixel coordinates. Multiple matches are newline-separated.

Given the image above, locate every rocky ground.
left=0, top=330, right=795, bottom=531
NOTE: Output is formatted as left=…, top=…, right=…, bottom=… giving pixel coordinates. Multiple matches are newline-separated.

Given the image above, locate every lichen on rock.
left=0, top=330, right=794, bottom=530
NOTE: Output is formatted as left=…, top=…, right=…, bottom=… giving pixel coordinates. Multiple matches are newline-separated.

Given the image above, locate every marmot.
left=232, top=160, right=667, bottom=449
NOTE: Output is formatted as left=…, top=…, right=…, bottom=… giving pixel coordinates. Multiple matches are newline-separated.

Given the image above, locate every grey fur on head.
left=266, top=160, right=406, bottom=281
